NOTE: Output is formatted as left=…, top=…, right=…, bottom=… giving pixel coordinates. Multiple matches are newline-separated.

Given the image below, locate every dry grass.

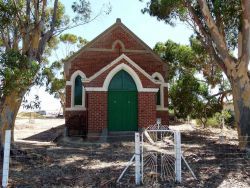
left=2, top=121, right=249, bottom=187
left=17, top=112, right=45, bottom=119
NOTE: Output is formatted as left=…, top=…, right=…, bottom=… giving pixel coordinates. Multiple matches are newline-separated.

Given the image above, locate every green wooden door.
left=108, top=70, right=138, bottom=131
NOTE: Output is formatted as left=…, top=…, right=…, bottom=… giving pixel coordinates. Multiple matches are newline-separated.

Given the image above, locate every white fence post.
left=174, top=131, right=181, bottom=183
left=2, top=130, right=11, bottom=188
left=135, top=132, right=141, bottom=185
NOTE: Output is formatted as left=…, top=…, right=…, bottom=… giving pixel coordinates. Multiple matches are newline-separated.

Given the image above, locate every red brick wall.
left=156, top=111, right=169, bottom=125
left=85, top=60, right=158, bottom=89
left=65, top=110, right=87, bottom=136
left=65, top=91, right=169, bottom=135
left=67, top=51, right=167, bottom=82
left=91, top=26, right=146, bottom=50
left=66, top=85, right=71, bottom=108
left=138, top=92, right=156, bottom=128
left=65, top=22, right=169, bottom=136
left=87, top=92, right=107, bottom=133
left=65, top=110, right=87, bottom=121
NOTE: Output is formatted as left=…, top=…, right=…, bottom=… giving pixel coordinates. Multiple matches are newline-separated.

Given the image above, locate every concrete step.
left=107, top=131, right=135, bottom=142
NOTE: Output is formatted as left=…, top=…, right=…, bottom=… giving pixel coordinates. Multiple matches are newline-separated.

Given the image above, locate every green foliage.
left=72, top=0, right=91, bottom=23
left=58, top=33, right=88, bottom=58
left=45, top=1, right=69, bottom=30
left=0, top=0, right=101, bottom=96
left=169, top=73, right=222, bottom=121
left=154, top=38, right=225, bottom=124
left=142, top=0, right=241, bottom=50
left=196, top=109, right=233, bottom=128
left=42, top=61, right=65, bottom=98
left=43, top=33, right=87, bottom=108
left=214, top=109, right=234, bottom=127
left=154, top=38, right=223, bottom=87
left=196, top=117, right=219, bottom=127
left=60, top=34, right=78, bottom=44
left=0, top=0, right=23, bottom=28
left=0, top=50, right=39, bottom=96
left=141, top=0, right=186, bottom=26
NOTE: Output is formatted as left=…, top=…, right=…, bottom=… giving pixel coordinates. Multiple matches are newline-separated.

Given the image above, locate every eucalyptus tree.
left=143, top=0, right=250, bottom=150
left=43, top=33, right=88, bottom=116
left=154, top=39, right=225, bottom=125
left=0, top=0, right=110, bottom=147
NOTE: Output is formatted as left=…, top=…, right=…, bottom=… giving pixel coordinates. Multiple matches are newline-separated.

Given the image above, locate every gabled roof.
left=64, top=18, right=165, bottom=66
left=85, top=53, right=163, bottom=84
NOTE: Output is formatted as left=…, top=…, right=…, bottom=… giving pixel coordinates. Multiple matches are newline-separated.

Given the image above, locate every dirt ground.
left=1, top=118, right=250, bottom=187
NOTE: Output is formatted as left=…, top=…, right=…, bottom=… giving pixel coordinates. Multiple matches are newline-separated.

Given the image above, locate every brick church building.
left=64, top=18, right=169, bottom=137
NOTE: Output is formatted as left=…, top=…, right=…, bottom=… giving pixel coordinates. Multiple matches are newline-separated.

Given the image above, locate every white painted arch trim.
left=70, top=70, right=86, bottom=83
left=152, top=72, right=167, bottom=111
left=152, top=72, right=165, bottom=82
left=85, top=54, right=159, bottom=84
left=67, top=70, right=86, bottom=110
left=112, top=40, right=125, bottom=50
left=103, top=63, right=143, bottom=91
left=73, top=54, right=169, bottom=87
left=85, top=87, right=159, bottom=92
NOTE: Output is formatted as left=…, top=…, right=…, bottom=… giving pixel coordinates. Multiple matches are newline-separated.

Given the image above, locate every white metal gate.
left=141, top=121, right=181, bottom=184
left=117, top=120, right=196, bottom=185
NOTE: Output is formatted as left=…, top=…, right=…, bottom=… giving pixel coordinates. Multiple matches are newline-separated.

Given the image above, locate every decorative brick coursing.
left=67, top=52, right=167, bottom=82
left=91, top=26, right=146, bottom=50
left=64, top=21, right=169, bottom=136
left=87, top=92, right=107, bottom=132
left=138, top=92, right=157, bottom=128
left=85, top=59, right=159, bottom=89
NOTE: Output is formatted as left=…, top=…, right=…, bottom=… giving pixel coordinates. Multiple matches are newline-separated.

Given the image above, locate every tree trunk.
left=59, top=93, right=65, bottom=117
left=0, top=91, right=23, bottom=149
left=232, top=79, right=250, bottom=151
left=61, top=102, right=65, bottom=117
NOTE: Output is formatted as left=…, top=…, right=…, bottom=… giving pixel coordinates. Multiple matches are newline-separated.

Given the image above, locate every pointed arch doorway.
left=108, top=70, right=138, bottom=131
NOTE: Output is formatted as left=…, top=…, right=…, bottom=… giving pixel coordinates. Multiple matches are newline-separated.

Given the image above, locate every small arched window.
left=74, top=75, right=82, bottom=106
left=154, top=77, right=161, bottom=106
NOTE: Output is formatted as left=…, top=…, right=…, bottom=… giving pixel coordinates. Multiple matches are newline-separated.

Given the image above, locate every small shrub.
left=225, top=110, right=235, bottom=128
left=206, top=117, right=220, bottom=127
left=195, top=110, right=233, bottom=128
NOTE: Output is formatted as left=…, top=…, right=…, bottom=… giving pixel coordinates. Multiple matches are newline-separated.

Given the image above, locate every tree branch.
left=54, top=11, right=102, bottom=36
left=209, top=89, right=232, bottom=98
left=184, top=2, right=227, bottom=74
left=37, top=0, right=58, bottom=61
left=0, top=31, right=10, bottom=50
left=22, top=0, right=31, bottom=54
left=240, top=0, right=250, bottom=67
left=197, top=0, right=235, bottom=67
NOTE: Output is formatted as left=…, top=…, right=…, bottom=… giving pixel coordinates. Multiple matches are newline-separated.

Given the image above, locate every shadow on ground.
left=181, top=130, right=250, bottom=188
left=6, top=126, right=250, bottom=187
left=23, top=124, right=65, bottom=142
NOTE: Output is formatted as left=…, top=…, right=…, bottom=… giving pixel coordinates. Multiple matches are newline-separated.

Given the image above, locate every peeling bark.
left=0, top=91, right=23, bottom=149
left=232, top=79, right=250, bottom=150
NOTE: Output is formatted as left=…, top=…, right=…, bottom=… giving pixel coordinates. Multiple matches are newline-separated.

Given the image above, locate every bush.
left=206, top=117, right=220, bottom=127
left=169, top=110, right=176, bottom=121
left=196, top=117, right=220, bottom=128
left=225, top=110, right=235, bottom=128
left=195, top=110, right=233, bottom=128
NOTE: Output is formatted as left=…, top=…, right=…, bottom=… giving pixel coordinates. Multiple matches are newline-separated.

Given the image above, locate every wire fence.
left=1, top=124, right=250, bottom=187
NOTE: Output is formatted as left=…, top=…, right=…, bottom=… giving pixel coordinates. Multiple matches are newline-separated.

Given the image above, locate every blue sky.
left=20, top=0, right=193, bottom=112
left=61, top=0, right=193, bottom=47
